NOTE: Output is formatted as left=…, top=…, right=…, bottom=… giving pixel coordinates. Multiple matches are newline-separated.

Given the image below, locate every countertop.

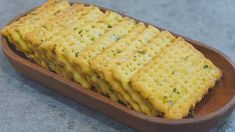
left=0, top=0, right=234, bottom=131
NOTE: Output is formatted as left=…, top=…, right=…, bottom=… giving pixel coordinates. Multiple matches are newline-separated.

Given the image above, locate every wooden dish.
left=1, top=2, right=235, bottom=132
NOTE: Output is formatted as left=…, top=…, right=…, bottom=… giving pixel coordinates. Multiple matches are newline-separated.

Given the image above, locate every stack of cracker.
left=1, top=0, right=222, bottom=119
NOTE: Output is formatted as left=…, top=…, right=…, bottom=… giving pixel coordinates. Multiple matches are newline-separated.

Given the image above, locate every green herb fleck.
left=137, top=50, right=146, bottom=54
left=116, top=50, right=122, bottom=54
left=173, top=88, right=180, bottom=94
left=118, top=100, right=126, bottom=106
left=203, top=64, right=209, bottom=69
left=116, top=37, right=120, bottom=41
left=73, top=28, right=77, bottom=31
left=48, top=65, right=55, bottom=72
left=184, top=56, right=189, bottom=60
left=108, top=25, right=112, bottom=28
left=109, top=86, right=113, bottom=93
left=42, top=25, right=47, bottom=29
left=75, top=52, right=79, bottom=57
left=54, top=10, right=61, bottom=15
left=168, top=100, right=174, bottom=106
left=163, top=96, right=168, bottom=103
left=78, top=30, right=83, bottom=34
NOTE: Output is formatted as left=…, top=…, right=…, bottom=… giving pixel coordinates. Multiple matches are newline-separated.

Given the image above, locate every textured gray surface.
left=0, top=0, right=234, bottom=131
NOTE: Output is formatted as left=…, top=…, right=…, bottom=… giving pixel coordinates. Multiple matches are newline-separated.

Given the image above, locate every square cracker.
left=131, top=37, right=222, bottom=119
left=92, top=25, right=161, bottom=115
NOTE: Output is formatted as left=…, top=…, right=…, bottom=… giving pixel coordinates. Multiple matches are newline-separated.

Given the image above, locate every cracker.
left=37, top=10, right=123, bottom=88
left=112, top=31, right=175, bottom=84
left=89, top=23, right=146, bottom=103
left=26, top=4, right=103, bottom=56
left=131, top=38, right=222, bottom=119
left=74, top=18, right=136, bottom=77
left=62, top=17, right=135, bottom=100
left=29, top=5, right=103, bottom=66
left=25, top=4, right=102, bottom=67
left=99, top=25, right=160, bottom=81
left=1, top=0, right=68, bottom=36
left=91, top=23, right=146, bottom=77
left=110, top=31, right=175, bottom=116
left=25, top=4, right=87, bottom=48
left=98, top=26, right=162, bottom=115
left=1, top=0, right=70, bottom=54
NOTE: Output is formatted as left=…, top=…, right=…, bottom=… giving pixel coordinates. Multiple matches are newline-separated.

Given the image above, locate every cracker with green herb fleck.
left=26, top=4, right=103, bottom=65
left=36, top=10, right=122, bottom=88
left=97, top=26, right=162, bottom=115
left=73, top=18, right=136, bottom=77
left=107, top=31, right=175, bottom=116
left=23, top=4, right=104, bottom=88
left=131, top=37, right=222, bottom=119
left=91, top=23, right=146, bottom=78
left=89, top=23, right=146, bottom=103
left=1, top=0, right=70, bottom=56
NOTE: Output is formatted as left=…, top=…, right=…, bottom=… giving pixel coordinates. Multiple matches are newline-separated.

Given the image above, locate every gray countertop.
left=0, top=0, right=234, bottom=131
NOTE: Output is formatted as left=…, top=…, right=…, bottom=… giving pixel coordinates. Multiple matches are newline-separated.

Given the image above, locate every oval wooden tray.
left=1, top=2, right=235, bottom=132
